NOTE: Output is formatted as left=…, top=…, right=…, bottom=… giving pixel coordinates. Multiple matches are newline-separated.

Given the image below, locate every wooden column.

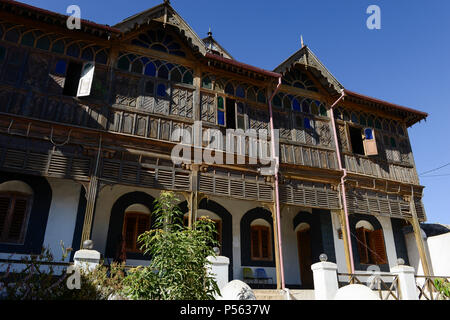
left=409, top=194, right=432, bottom=276
left=80, top=136, right=102, bottom=247
left=266, top=202, right=282, bottom=290
left=338, top=209, right=353, bottom=275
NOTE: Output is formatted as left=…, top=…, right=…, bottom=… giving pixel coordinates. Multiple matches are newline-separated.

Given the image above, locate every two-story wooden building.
left=0, top=0, right=431, bottom=289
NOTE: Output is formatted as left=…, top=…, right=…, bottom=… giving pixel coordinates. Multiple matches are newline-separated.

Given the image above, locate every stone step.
left=254, top=290, right=286, bottom=301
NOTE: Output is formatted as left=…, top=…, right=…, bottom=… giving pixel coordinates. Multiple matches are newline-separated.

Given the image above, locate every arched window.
left=236, top=85, right=245, bottom=98
left=0, top=181, right=33, bottom=244
left=122, top=204, right=151, bottom=253
left=20, top=32, right=35, bottom=47
left=225, top=82, right=234, bottom=95
left=51, top=39, right=65, bottom=54
left=250, top=219, right=272, bottom=261
left=202, top=76, right=212, bottom=89
left=131, top=59, right=143, bottom=74
left=170, top=68, right=182, bottom=83
left=355, top=220, right=387, bottom=265
left=182, top=71, right=193, bottom=85
left=117, top=55, right=130, bottom=71
left=144, top=62, right=156, bottom=76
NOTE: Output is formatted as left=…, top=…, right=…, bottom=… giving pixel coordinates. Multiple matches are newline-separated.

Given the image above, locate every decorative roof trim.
left=343, top=90, right=428, bottom=127
left=274, top=46, right=344, bottom=95
left=113, top=2, right=206, bottom=55
left=205, top=53, right=281, bottom=79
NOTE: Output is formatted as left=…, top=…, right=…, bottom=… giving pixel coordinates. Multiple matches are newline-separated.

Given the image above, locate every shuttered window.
left=250, top=225, right=272, bottom=261
left=123, top=212, right=150, bottom=253
left=356, top=227, right=388, bottom=265
left=0, top=193, right=31, bottom=244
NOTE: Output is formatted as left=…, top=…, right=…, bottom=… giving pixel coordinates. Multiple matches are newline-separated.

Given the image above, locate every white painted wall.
left=405, top=229, right=450, bottom=276
left=42, top=178, right=82, bottom=261
left=427, top=233, right=450, bottom=276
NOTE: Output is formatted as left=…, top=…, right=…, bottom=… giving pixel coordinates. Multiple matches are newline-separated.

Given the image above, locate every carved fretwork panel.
left=273, top=111, right=291, bottom=140
left=170, top=86, right=193, bottom=119
left=337, top=123, right=349, bottom=152
left=317, top=121, right=332, bottom=147
left=247, top=105, right=269, bottom=131
left=113, top=73, right=140, bottom=108
left=200, top=92, right=216, bottom=124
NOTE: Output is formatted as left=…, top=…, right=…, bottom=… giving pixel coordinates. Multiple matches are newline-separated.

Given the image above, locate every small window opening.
left=226, top=98, right=236, bottom=129
left=62, top=61, right=82, bottom=96
left=349, top=126, right=365, bottom=155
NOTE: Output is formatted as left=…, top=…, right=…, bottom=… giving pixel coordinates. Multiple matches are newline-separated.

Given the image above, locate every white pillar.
left=207, top=256, right=230, bottom=296
left=74, top=249, right=100, bottom=272
left=391, top=265, right=418, bottom=300
left=311, top=261, right=339, bottom=300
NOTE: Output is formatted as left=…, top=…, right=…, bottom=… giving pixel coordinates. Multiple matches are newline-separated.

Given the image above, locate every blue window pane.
left=236, top=86, right=245, bottom=98
left=145, top=62, right=156, bottom=76
left=55, top=60, right=67, bottom=75
left=304, top=117, right=311, bottom=129
left=218, top=111, right=225, bottom=125
left=293, top=98, right=301, bottom=111
left=365, top=128, right=374, bottom=140
left=157, top=83, right=166, bottom=97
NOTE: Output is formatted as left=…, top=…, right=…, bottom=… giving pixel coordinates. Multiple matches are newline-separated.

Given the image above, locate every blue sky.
left=20, top=0, right=450, bottom=224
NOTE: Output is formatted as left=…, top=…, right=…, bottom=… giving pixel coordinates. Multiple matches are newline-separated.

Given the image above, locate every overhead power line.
left=419, top=162, right=450, bottom=176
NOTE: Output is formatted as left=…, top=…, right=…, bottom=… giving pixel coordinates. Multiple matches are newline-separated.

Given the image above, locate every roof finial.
left=164, top=0, right=170, bottom=5
left=208, top=27, right=212, bottom=37
left=301, top=35, right=304, bottom=48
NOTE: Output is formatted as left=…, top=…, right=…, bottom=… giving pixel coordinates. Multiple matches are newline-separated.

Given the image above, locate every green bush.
left=123, top=191, right=220, bottom=300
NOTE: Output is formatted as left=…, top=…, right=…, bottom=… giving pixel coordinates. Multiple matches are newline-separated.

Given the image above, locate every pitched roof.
left=203, top=31, right=234, bottom=60
left=274, top=46, right=344, bottom=95
left=113, top=2, right=206, bottom=55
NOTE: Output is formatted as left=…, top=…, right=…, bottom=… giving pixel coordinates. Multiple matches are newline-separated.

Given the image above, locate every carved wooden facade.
left=0, top=0, right=428, bottom=223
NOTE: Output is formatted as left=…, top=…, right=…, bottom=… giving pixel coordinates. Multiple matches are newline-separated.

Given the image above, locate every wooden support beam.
left=263, top=201, right=282, bottom=290
left=80, top=136, right=102, bottom=247
left=409, top=195, right=432, bottom=276
left=337, top=209, right=353, bottom=275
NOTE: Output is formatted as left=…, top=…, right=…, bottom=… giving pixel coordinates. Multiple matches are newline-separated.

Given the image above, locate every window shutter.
left=137, top=215, right=150, bottom=238
left=356, top=227, right=369, bottom=264
left=251, top=228, right=260, bottom=259
left=124, top=216, right=136, bottom=250
left=0, top=196, right=11, bottom=238
left=369, top=229, right=388, bottom=265
left=77, top=62, right=95, bottom=97
left=363, top=128, right=378, bottom=156
left=260, top=227, right=269, bottom=259
left=7, top=198, right=27, bottom=242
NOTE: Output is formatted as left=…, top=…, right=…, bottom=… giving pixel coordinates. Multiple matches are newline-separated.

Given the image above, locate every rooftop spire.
left=301, top=35, right=304, bottom=48
left=208, top=27, right=212, bottom=37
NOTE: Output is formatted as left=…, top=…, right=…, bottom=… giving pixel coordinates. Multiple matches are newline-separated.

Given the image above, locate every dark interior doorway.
left=63, top=61, right=82, bottom=97
left=226, top=98, right=236, bottom=129
left=349, top=126, right=365, bottom=155
left=297, top=227, right=313, bottom=288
